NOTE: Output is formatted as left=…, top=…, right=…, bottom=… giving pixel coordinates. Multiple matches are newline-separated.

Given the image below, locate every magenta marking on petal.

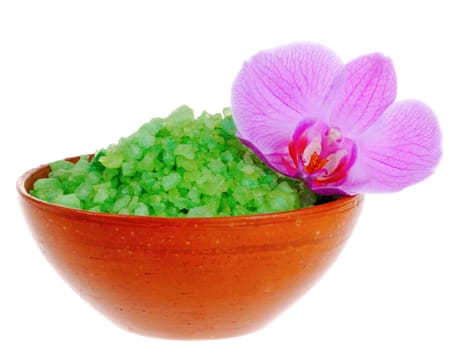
left=329, top=53, right=397, bottom=137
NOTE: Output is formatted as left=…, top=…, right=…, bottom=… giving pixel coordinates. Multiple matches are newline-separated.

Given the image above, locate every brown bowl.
left=17, top=156, right=364, bottom=340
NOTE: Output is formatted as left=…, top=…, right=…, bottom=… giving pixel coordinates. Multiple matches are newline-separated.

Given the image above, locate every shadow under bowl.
left=17, top=156, right=364, bottom=340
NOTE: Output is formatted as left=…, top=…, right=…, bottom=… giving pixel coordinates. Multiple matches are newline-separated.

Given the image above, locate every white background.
left=1, top=0, right=462, bottom=349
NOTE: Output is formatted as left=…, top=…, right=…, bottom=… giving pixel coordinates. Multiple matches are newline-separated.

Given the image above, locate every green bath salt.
left=30, top=106, right=327, bottom=217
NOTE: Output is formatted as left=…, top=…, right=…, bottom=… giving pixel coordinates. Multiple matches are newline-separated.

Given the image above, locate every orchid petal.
left=231, top=43, right=345, bottom=174
left=329, top=53, right=397, bottom=137
left=339, top=100, right=442, bottom=193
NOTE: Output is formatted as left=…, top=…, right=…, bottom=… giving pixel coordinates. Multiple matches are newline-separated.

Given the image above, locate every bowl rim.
left=17, top=156, right=364, bottom=225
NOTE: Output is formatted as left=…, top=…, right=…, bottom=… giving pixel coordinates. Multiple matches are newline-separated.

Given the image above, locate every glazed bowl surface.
left=17, top=156, right=364, bottom=339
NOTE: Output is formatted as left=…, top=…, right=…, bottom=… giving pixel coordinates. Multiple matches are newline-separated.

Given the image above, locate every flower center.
left=284, top=121, right=356, bottom=192
left=304, top=151, right=329, bottom=174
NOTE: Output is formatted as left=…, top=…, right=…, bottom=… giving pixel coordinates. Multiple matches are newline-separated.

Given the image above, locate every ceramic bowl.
left=17, top=156, right=364, bottom=339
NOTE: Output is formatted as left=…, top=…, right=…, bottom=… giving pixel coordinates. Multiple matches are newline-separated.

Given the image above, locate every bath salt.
left=30, top=106, right=330, bottom=217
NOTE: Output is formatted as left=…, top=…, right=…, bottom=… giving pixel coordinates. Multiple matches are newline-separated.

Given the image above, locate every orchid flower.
left=231, top=43, right=442, bottom=195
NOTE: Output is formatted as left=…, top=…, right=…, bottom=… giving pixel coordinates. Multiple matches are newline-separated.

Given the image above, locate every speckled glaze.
left=17, top=157, right=364, bottom=340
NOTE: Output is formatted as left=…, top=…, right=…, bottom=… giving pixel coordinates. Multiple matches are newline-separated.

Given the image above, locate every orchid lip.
left=284, top=121, right=356, bottom=192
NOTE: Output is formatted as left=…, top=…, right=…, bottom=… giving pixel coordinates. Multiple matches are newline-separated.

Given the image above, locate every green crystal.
left=174, top=144, right=196, bottom=160
left=30, top=178, right=63, bottom=202
left=133, top=203, right=149, bottom=216
left=112, top=195, right=131, bottom=212
left=99, top=151, right=123, bottom=169
left=54, top=193, right=81, bottom=209
left=162, top=173, right=182, bottom=191
left=187, top=205, right=215, bottom=218
left=121, top=161, right=137, bottom=177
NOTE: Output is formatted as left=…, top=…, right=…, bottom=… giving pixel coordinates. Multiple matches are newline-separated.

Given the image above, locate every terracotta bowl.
left=17, top=157, right=364, bottom=340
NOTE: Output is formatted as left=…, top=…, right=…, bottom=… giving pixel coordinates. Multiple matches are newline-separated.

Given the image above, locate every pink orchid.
left=231, top=43, right=442, bottom=195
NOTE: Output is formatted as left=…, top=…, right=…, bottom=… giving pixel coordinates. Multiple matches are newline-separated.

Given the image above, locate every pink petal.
left=339, top=100, right=442, bottom=193
left=329, top=53, right=397, bottom=137
left=231, top=42, right=345, bottom=173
